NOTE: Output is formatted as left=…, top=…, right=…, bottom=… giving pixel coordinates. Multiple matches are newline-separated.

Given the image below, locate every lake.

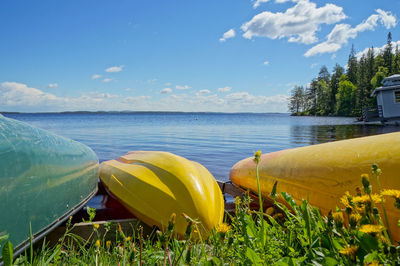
left=4, top=112, right=399, bottom=181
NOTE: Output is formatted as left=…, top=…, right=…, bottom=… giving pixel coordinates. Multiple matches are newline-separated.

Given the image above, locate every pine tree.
left=347, top=44, right=358, bottom=85
left=394, top=44, right=400, bottom=74
left=366, top=47, right=376, bottom=97
left=383, top=32, right=393, bottom=74
left=330, top=64, right=344, bottom=114
left=356, top=55, right=368, bottom=114
left=306, top=79, right=318, bottom=115
left=288, top=86, right=305, bottom=115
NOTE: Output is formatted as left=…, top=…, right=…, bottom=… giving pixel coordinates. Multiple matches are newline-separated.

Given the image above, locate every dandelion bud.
left=106, top=240, right=111, bottom=248
left=332, top=212, right=344, bottom=228
left=361, top=175, right=371, bottom=194
left=170, top=213, right=176, bottom=224
left=185, top=221, right=193, bottom=238
left=349, top=213, right=361, bottom=227
left=373, top=207, right=379, bottom=216
left=253, top=150, right=261, bottom=163
left=95, top=240, right=101, bottom=247
left=167, top=213, right=176, bottom=232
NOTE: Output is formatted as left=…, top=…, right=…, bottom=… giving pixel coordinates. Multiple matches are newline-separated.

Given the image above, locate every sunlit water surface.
left=5, top=113, right=399, bottom=181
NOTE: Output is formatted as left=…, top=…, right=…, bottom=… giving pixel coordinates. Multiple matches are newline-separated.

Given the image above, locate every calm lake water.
left=4, top=112, right=399, bottom=181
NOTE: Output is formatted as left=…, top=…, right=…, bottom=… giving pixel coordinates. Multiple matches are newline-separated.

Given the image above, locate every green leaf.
left=363, top=251, right=378, bottom=263
left=356, top=231, right=378, bottom=253
left=331, top=239, right=343, bottom=251
left=211, top=256, right=221, bottom=265
left=322, top=257, right=339, bottom=266
left=2, top=241, right=13, bottom=266
left=246, top=247, right=262, bottom=265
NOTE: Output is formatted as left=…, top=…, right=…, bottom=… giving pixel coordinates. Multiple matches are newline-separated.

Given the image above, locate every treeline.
left=288, top=32, right=400, bottom=117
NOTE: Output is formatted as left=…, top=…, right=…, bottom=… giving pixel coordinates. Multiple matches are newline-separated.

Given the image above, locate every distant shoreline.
left=1, top=111, right=290, bottom=115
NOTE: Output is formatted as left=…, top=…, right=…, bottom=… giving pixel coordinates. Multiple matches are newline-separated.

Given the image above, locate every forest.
left=288, top=32, right=400, bottom=117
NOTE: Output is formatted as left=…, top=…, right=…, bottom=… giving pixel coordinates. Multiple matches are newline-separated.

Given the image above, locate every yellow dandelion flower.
left=106, top=240, right=111, bottom=248
left=382, top=189, right=400, bottom=199
left=359, top=224, right=385, bottom=234
left=95, top=240, right=101, bottom=247
left=93, top=223, right=100, bottom=229
left=349, top=213, right=361, bottom=224
left=339, top=245, right=358, bottom=260
left=332, top=212, right=344, bottom=223
left=125, top=236, right=131, bottom=242
left=234, top=196, right=242, bottom=205
left=352, top=194, right=383, bottom=204
left=340, top=192, right=352, bottom=208
left=216, top=223, right=231, bottom=234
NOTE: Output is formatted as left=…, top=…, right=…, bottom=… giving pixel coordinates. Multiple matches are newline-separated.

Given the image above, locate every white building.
left=371, top=74, right=400, bottom=119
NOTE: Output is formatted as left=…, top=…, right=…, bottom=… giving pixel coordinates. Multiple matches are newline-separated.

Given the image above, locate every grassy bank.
left=2, top=161, right=400, bottom=265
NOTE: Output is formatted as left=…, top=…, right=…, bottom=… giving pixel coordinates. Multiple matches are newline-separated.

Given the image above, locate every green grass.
left=2, top=162, right=400, bottom=265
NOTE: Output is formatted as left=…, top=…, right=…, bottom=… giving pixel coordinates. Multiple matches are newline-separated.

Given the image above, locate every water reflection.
left=291, top=124, right=400, bottom=146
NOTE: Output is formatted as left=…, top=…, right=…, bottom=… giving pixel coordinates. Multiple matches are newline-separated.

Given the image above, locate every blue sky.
left=0, top=0, right=399, bottom=113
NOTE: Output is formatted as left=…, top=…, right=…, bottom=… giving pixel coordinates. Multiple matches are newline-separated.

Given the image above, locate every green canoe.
left=0, top=114, right=99, bottom=256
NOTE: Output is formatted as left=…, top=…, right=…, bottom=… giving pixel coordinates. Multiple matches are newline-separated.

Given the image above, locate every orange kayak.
left=230, top=132, right=400, bottom=240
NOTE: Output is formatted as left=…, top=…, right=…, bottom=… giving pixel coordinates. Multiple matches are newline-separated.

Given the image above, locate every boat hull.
left=99, top=151, right=224, bottom=236
left=0, top=115, right=99, bottom=253
left=230, top=132, right=400, bottom=240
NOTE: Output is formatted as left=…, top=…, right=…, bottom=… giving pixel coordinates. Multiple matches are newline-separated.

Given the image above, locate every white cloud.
left=218, top=86, right=232, bottom=93
left=305, top=9, right=397, bottom=57
left=263, top=61, right=270, bottom=66
left=160, top=88, right=172, bottom=94
left=103, top=78, right=113, bottom=83
left=198, top=89, right=211, bottom=94
left=253, top=0, right=269, bottom=8
left=81, top=91, right=119, bottom=101
left=225, top=92, right=289, bottom=107
left=376, top=9, right=397, bottom=29
left=91, top=74, right=102, bottom=79
left=125, top=88, right=132, bottom=91
left=0, top=82, right=59, bottom=107
left=175, top=85, right=191, bottom=90
left=357, top=40, right=400, bottom=59
left=0, top=81, right=290, bottom=112
left=47, top=83, right=58, bottom=89
left=219, top=29, right=236, bottom=42
left=122, top=96, right=151, bottom=104
left=242, top=0, right=346, bottom=44
left=311, top=63, right=318, bottom=68
left=105, top=65, right=124, bottom=73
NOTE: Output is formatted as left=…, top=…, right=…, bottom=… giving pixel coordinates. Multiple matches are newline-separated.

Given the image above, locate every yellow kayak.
left=230, top=132, right=400, bottom=240
left=100, top=151, right=224, bottom=236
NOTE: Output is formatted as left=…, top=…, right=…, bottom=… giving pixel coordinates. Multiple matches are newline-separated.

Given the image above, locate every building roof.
left=370, top=74, right=400, bottom=96
left=371, top=84, right=400, bottom=96
left=382, top=74, right=400, bottom=86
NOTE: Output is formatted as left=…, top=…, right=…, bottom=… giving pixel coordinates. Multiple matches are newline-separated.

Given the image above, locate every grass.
left=2, top=156, right=400, bottom=265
